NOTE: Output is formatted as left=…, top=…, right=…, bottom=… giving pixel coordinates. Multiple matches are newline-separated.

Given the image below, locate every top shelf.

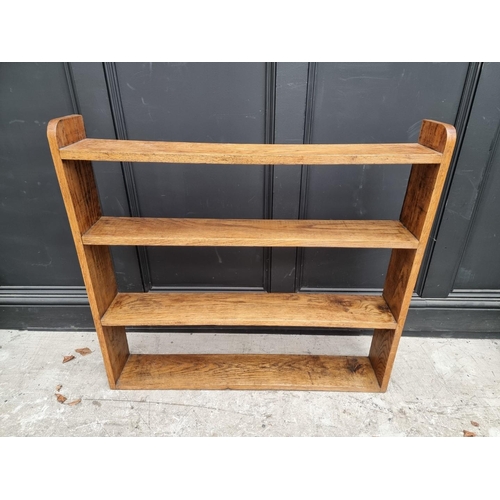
left=59, top=139, right=442, bottom=165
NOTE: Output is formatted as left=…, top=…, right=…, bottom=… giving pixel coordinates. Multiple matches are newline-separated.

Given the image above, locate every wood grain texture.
left=384, top=120, right=457, bottom=323
left=48, top=114, right=456, bottom=392
left=47, top=115, right=129, bottom=387
left=60, top=138, right=442, bottom=165
left=101, top=292, right=397, bottom=329
left=116, top=354, right=382, bottom=391
left=371, top=120, right=457, bottom=391
left=369, top=328, right=396, bottom=387
left=82, top=217, right=419, bottom=249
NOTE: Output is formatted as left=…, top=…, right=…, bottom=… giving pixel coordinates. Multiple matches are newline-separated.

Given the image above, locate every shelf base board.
left=115, top=354, right=382, bottom=391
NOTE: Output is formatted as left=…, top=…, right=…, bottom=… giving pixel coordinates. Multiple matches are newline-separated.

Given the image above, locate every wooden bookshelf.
left=48, top=115, right=456, bottom=392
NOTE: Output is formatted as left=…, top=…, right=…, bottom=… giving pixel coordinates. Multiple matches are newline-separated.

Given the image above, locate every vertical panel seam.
left=102, top=62, right=152, bottom=291
left=264, top=62, right=277, bottom=291
left=63, top=63, right=82, bottom=115
left=295, top=62, right=317, bottom=292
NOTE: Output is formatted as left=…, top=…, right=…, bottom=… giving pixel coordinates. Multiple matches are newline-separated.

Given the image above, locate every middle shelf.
left=82, top=217, right=419, bottom=249
left=101, top=292, right=397, bottom=329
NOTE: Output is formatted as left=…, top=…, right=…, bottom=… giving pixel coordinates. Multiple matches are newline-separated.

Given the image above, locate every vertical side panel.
left=369, top=329, right=396, bottom=386
left=47, top=115, right=129, bottom=387
left=384, top=120, right=456, bottom=323
left=370, top=120, right=456, bottom=390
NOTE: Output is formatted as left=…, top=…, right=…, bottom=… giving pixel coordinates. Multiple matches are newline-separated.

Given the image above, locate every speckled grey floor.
left=0, top=329, right=498, bottom=436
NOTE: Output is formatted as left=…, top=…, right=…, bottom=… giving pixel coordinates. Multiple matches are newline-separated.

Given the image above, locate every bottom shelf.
left=116, top=354, right=382, bottom=392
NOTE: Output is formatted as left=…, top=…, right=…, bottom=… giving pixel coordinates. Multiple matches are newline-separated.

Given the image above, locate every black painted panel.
left=114, top=63, right=268, bottom=289
left=423, top=63, right=500, bottom=294
left=300, top=62, right=468, bottom=289
left=300, top=248, right=392, bottom=289
left=271, top=62, right=309, bottom=292
left=70, top=63, right=143, bottom=291
left=0, top=63, right=83, bottom=286
left=455, top=134, right=500, bottom=289
left=1, top=62, right=498, bottom=335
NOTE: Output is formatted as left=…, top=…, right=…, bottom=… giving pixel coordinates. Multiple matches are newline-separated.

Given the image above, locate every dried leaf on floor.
left=471, top=421, right=480, bottom=427
left=463, top=430, right=476, bottom=437
left=63, top=355, right=75, bottom=364
left=56, top=384, right=62, bottom=391
left=67, top=399, right=81, bottom=406
left=56, top=394, right=67, bottom=404
left=75, top=347, right=92, bottom=356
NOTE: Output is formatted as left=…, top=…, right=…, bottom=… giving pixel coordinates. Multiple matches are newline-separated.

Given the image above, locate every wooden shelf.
left=48, top=115, right=457, bottom=392
left=60, top=139, right=442, bottom=165
left=116, top=354, right=382, bottom=391
left=82, top=217, right=419, bottom=249
left=101, top=292, right=397, bottom=329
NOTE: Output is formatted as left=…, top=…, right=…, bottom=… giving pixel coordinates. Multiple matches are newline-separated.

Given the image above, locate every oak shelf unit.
left=48, top=115, right=456, bottom=392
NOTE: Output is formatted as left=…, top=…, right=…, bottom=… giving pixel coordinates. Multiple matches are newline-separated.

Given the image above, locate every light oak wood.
left=60, top=139, right=442, bottom=165
left=384, top=120, right=456, bottom=321
left=48, top=114, right=456, bottom=392
left=370, top=120, right=457, bottom=390
left=47, top=115, right=129, bottom=388
left=82, top=217, right=419, bottom=249
left=116, top=354, right=382, bottom=391
left=101, top=292, right=397, bottom=329
left=369, top=328, right=396, bottom=386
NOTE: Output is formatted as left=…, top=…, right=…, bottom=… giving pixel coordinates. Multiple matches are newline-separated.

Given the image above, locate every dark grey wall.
left=300, top=62, right=468, bottom=291
left=0, top=63, right=80, bottom=287
left=423, top=63, right=500, bottom=294
left=1, top=62, right=499, bottom=335
left=116, top=62, right=271, bottom=291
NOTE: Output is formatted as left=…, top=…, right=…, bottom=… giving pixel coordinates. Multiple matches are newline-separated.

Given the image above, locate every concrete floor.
left=0, top=329, right=499, bottom=437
